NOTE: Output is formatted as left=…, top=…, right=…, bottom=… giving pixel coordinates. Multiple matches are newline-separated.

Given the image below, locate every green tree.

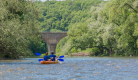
left=35, top=0, right=103, bottom=31
left=0, top=0, right=40, bottom=59
left=87, top=0, right=138, bottom=56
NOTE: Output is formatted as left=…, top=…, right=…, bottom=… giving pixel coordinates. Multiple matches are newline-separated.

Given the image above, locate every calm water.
left=0, top=57, right=138, bottom=80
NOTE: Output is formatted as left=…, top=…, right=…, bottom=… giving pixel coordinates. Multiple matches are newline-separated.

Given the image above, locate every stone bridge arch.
left=41, top=32, right=67, bottom=54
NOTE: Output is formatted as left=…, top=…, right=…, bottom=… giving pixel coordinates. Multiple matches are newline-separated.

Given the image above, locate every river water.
left=0, top=57, right=138, bottom=80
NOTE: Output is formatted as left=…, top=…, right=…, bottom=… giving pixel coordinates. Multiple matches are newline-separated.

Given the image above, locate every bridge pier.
left=41, top=32, right=67, bottom=54
left=47, top=44, right=57, bottom=53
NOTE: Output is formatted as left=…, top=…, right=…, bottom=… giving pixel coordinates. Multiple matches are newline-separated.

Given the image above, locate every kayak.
left=40, top=61, right=59, bottom=64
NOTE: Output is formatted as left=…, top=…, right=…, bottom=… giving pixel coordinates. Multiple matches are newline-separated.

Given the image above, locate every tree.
left=88, top=0, right=138, bottom=56
left=0, top=0, right=40, bottom=59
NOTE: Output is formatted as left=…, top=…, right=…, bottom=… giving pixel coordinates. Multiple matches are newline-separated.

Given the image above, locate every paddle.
left=59, top=55, right=64, bottom=58
left=35, top=53, right=64, bottom=62
left=35, top=53, right=64, bottom=58
left=57, top=59, right=64, bottom=61
left=38, top=58, right=64, bottom=62
left=38, top=59, right=44, bottom=62
left=35, top=52, right=41, bottom=56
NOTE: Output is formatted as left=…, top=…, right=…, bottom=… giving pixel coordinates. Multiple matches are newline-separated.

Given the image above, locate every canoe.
left=40, top=61, right=59, bottom=64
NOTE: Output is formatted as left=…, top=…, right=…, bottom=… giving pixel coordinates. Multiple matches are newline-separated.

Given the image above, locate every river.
left=0, top=57, right=138, bottom=80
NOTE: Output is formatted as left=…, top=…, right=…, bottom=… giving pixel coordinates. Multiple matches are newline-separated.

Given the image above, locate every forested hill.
left=34, top=0, right=104, bottom=31
left=1, top=0, right=138, bottom=59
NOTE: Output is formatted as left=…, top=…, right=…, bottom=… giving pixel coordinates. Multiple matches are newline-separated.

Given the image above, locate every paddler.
left=49, top=51, right=58, bottom=61
left=43, top=52, right=51, bottom=61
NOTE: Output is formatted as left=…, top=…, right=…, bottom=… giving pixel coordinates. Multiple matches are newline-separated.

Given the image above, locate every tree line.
left=1, top=0, right=138, bottom=59
left=34, top=0, right=104, bottom=56
left=35, top=0, right=103, bottom=31
left=0, top=0, right=47, bottom=59
left=1, top=0, right=102, bottom=59
left=58, top=0, right=138, bottom=56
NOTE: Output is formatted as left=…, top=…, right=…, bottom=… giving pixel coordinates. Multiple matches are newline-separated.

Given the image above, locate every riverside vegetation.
left=0, top=0, right=138, bottom=59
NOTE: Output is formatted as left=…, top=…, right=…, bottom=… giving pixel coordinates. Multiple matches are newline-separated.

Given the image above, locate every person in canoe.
left=49, top=51, right=58, bottom=61
left=43, top=52, right=51, bottom=61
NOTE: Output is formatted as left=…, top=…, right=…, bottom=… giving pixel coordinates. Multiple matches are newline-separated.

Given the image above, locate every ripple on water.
left=0, top=57, right=138, bottom=80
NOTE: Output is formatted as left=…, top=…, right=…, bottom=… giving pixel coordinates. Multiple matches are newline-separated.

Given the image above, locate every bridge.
left=41, top=32, right=67, bottom=53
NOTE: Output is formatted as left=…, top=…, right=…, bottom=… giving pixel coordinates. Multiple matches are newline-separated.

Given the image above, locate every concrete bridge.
left=41, top=32, right=67, bottom=53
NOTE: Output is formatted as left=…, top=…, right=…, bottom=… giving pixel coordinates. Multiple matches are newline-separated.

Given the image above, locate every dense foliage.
left=1, top=0, right=137, bottom=59
left=0, top=0, right=45, bottom=59
left=35, top=0, right=103, bottom=31
left=34, top=0, right=104, bottom=56
left=63, top=0, right=138, bottom=56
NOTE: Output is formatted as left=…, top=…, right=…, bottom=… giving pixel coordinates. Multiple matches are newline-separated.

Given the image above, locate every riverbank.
left=67, top=52, right=137, bottom=57
left=69, top=52, right=90, bottom=56
left=0, top=52, right=137, bottom=60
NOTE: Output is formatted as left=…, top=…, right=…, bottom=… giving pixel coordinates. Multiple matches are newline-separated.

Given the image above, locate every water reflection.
left=0, top=57, right=138, bottom=80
